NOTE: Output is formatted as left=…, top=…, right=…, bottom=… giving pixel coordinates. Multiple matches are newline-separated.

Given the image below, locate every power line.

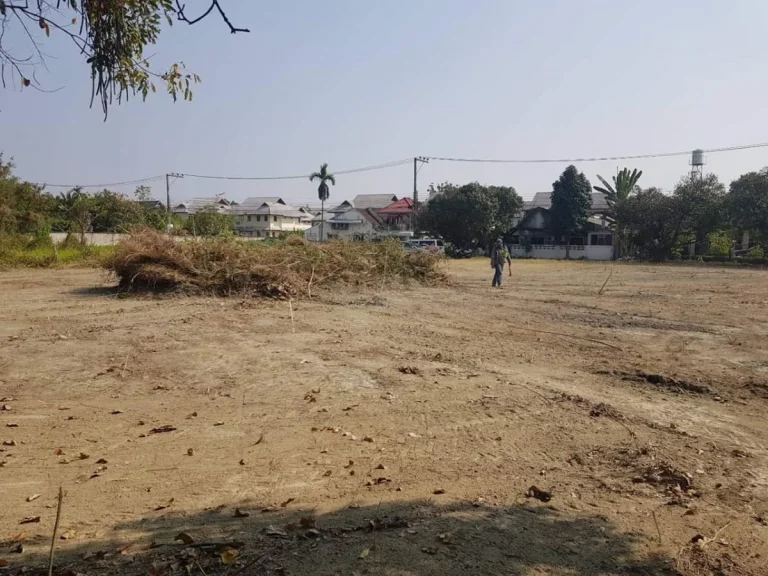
left=37, top=175, right=165, bottom=189
left=28, top=140, right=768, bottom=189
left=426, top=141, right=768, bottom=165
left=179, top=158, right=412, bottom=181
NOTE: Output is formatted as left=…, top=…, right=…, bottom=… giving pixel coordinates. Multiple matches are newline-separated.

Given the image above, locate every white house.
left=231, top=199, right=311, bottom=238
left=507, top=193, right=613, bottom=260
left=306, top=194, right=401, bottom=242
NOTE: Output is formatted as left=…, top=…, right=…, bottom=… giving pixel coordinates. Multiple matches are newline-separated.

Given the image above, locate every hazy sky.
left=2, top=0, right=768, bottom=205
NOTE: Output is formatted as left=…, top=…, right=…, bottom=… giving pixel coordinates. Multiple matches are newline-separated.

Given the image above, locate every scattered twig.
left=652, top=509, right=662, bottom=545
left=307, top=266, right=315, bottom=299
left=598, top=266, right=614, bottom=295
left=519, top=383, right=554, bottom=406
left=288, top=299, right=296, bottom=333
left=47, top=487, right=64, bottom=576
left=702, top=520, right=733, bottom=548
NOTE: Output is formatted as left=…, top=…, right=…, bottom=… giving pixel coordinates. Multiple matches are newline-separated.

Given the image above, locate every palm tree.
left=594, top=168, right=642, bottom=258
left=309, top=163, right=336, bottom=242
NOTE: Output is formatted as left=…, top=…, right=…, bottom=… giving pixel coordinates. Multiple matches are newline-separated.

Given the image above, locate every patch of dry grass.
left=103, top=229, right=445, bottom=298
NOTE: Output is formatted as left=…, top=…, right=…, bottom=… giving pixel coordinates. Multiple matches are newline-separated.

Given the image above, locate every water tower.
left=690, top=149, right=705, bottom=179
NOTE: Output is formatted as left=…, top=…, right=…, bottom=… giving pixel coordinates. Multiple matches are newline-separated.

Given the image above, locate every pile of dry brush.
left=103, top=229, right=445, bottom=298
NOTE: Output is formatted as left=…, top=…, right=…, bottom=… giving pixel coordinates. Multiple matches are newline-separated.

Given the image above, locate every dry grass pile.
left=103, top=229, right=445, bottom=298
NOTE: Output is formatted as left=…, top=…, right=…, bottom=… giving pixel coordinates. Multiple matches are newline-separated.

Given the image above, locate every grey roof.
left=328, top=200, right=354, bottom=213
left=353, top=194, right=398, bottom=209
left=241, top=196, right=284, bottom=206
left=231, top=197, right=285, bottom=214
left=522, top=192, right=608, bottom=212
left=173, top=197, right=230, bottom=214
left=138, top=200, right=165, bottom=210
left=252, top=202, right=306, bottom=218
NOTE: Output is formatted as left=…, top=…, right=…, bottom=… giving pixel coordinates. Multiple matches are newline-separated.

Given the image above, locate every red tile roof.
left=378, top=197, right=413, bottom=214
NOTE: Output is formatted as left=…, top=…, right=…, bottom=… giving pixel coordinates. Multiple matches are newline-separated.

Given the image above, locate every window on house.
left=273, top=216, right=278, bottom=222
left=247, top=215, right=251, bottom=222
left=590, top=234, right=613, bottom=246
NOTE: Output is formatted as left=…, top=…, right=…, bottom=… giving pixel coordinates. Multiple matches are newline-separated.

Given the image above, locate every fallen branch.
left=511, top=327, right=623, bottom=352
left=652, top=509, right=662, bottom=545
left=307, top=266, right=315, bottom=299
left=47, top=487, right=64, bottom=576
left=598, top=266, right=613, bottom=295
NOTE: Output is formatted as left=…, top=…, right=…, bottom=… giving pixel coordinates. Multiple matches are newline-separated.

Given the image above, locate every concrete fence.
left=509, top=244, right=612, bottom=261
left=50, top=232, right=129, bottom=246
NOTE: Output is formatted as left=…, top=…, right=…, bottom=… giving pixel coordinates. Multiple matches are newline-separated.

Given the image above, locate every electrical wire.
left=37, top=175, right=165, bottom=188
left=179, top=158, right=412, bottom=181
left=28, top=140, right=768, bottom=189
left=426, top=141, right=768, bottom=164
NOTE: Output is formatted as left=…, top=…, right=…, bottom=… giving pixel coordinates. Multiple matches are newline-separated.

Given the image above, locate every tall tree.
left=729, top=169, right=768, bottom=245
left=621, top=187, right=679, bottom=260
left=549, top=165, right=592, bottom=259
left=593, top=167, right=642, bottom=258
left=421, top=182, right=522, bottom=248
left=309, top=163, right=335, bottom=242
left=0, top=1, right=248, bottom=116
left=56, top=188, right=93, bottom=240
left=672, top=174, right=726, bottom=254
left=0, top=154, right=55, bottom=233
left=134, top=185, right=153, bottom=202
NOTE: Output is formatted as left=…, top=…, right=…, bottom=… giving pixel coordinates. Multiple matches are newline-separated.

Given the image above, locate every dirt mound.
left=597, top=369, right=712, bottom=395
left=103, top=230, right=445, bottom=298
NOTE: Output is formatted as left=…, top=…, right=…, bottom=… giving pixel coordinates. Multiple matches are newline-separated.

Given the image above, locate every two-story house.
left=232, top=197, right=311, bottom=238
left=306, top=194, right=407, bottom=242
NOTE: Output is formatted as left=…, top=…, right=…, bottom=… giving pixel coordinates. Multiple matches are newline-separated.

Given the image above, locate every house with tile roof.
left=508, top=192, right=613, bottom=260
left=233, top=200, right=311, bottom=238
left=171, top=197, right=231, bottom=219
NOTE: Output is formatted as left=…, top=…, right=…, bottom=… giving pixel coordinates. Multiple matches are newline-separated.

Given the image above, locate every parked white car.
left=403, top=238, right=445, bottom=254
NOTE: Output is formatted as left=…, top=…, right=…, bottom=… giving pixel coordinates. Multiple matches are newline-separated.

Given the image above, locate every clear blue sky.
left=2, top=0, right=768, bottom=205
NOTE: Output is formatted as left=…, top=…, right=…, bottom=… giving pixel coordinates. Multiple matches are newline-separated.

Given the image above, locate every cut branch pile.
left=103, top=229, right=444, bottom=299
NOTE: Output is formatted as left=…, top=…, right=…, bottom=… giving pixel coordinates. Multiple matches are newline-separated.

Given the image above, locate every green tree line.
left=0, top=156, right=234, bottom=238
left=421, top=164, right=768, bottom=261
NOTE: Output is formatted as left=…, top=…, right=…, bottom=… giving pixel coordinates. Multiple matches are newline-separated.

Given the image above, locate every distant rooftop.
left=522, top=191, right=608, bottom=212
left=352, top=194, right=398, bottom=209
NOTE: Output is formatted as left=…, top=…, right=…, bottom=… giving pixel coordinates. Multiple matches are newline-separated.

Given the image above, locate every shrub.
left=104, top=229, right=445, bottom=298
left=0, top=233, right=113, bottom=268
left=747, top=246, right=765, bottom=258
left=707, top=231, right=732, bottom=256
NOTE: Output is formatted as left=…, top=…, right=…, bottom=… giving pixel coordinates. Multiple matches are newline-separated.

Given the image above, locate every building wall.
left=235, top=215, right=310, bottom=237
left=509, top=244, right=612, bottom=260
left=50, top=232, right=129, bottom=246
left=306, top=218, right=376, bottom=242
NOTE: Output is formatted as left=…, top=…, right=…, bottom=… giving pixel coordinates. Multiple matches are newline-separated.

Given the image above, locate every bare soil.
left=1, top=260, right=767, bottom=575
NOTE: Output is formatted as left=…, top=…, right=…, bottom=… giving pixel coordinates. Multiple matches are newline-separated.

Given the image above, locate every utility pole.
left=413, top=156, right=428, bottom=234
left=166, top=173, right=184, bottom=233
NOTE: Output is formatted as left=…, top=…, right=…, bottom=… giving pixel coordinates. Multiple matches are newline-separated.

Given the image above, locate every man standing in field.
left=490, top=238, right=512, bottom=288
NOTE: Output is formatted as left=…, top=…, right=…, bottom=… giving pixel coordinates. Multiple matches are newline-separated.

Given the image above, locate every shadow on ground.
left=2, top=499, right=677, bottom=576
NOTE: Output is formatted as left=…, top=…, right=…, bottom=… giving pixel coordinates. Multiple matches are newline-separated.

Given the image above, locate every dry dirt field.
left=1, top=260, right=767, bottom=576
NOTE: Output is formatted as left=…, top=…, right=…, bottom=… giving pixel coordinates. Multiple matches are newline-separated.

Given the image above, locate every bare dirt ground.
left=1, top=260, right=767, bottom=575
